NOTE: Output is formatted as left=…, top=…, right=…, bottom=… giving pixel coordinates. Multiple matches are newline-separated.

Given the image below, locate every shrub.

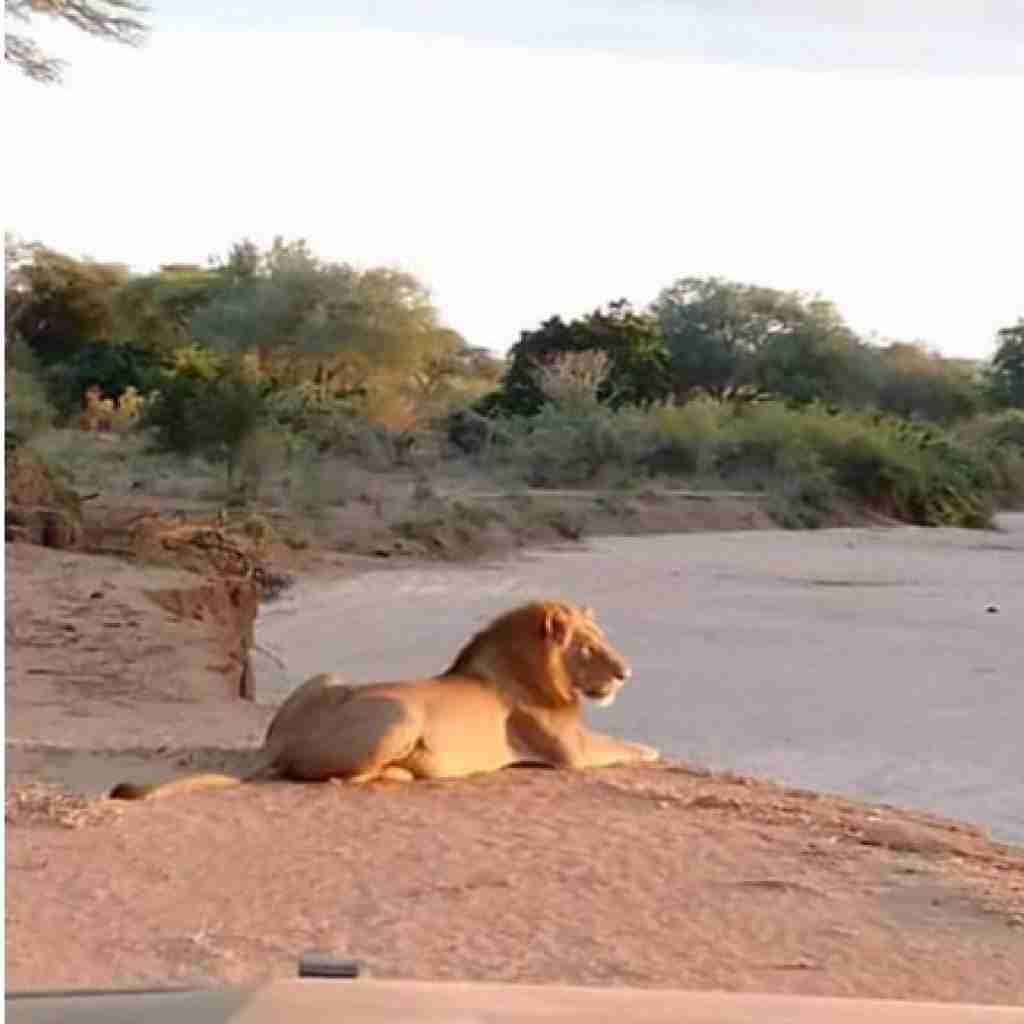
left=43, top=341, right=163, bottom=421
left=954, top=410, right=1024, bottom=506
left=636, top=399, right=727, bottom=476
left=5, top=366, right=57, bottom=448
left=142, top=366, right=269, bottom=491
left=720, top=402, right=998, bottom=527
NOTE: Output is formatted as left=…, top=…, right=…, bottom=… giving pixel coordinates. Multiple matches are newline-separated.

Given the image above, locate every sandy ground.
left=5, top=517, right=1024, bottom=1003
left=6, top=759, right=1024, bottom=1003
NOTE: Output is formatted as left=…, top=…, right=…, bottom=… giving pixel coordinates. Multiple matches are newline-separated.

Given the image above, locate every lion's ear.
left=543, top=607, right=573, bottom=647
left=580, top=605, right=595, bottom=620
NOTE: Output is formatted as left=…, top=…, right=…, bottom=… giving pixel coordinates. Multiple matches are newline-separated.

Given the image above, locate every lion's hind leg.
left=340, top=765, right=415, bottom=786
left=282, top=694, right=423, bottom=784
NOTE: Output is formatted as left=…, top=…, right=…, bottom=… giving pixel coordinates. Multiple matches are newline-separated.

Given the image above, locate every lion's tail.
left=109, top=752, right=276, bottom=801
left=109, top=773, right=245, bottom=801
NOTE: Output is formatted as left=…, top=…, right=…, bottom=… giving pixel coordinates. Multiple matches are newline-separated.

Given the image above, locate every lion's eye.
left=580, top=646, right=592, bottom=659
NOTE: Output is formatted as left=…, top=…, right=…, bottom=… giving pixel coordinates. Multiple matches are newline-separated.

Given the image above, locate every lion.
left=108, top=599, right=659, bottom=801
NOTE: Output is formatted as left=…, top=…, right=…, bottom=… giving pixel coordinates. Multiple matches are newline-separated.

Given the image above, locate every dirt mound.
left=84, top=509, right=293, bottom=600
left=5, top=761, right=1023, bottom=1000
left=5, top=446, right=83, bottom=548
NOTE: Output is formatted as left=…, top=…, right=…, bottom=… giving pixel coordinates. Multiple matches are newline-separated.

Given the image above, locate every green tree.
left=407, top=331, right=500, bottom=406
left=988, top=320, right=1024, bottom=408
left=874, top=342, right=983, bottom=423
left=5, top=0, right=148, bottom=84
left=753, top=327, right=879, bottom=407
left=44, top=341, right=163, bottom=418
left=141, top=359, right=268, bottom=491
left=4, top=338, right=56, bottom=445
left=652, top=276, right=872, bottom=406
left=5, top=243, right=131, bottom=366
left=115, top=263, right=227, bottom=358
left=490, top=300, right=670, bottom=416
left=191, top=237, right=452, bottom=394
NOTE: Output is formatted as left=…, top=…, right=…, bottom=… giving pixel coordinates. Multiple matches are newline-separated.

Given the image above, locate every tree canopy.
left=488, top=300, right=671, bottom=416
left=873, top=342, right=982, bottom=423
left=5, top=240, right=131, bottom=366
left=189, top=237, right=458, bottom=398
left=651, top=276, right=874, bottom=406
left=988, top=320, right=1024, bottom=408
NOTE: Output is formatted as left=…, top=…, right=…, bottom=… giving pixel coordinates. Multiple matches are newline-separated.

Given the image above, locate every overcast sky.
left=5, top=3, right=1022, bottom=358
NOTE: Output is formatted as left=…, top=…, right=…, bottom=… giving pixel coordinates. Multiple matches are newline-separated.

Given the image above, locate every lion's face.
left=544, top=604, right=631, bottom=707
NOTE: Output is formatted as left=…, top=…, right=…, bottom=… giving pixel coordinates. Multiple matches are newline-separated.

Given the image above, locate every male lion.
left=109, top=600, right=658, bottom=801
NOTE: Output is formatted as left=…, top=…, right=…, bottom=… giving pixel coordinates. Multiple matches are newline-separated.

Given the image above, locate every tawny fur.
left=108, top=600, right=659, bottom=801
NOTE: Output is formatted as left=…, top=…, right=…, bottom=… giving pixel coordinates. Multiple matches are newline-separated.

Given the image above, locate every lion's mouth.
left=579, top=677, right=626, bottom=708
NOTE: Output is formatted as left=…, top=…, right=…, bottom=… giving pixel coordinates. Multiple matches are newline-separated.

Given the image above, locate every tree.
left=5, top=243, right=131, bottom=366
left=5, top=0, right=148, bottom=84
left=988, top=320, right=1024, bottom=408
left=5, top=239, right=202, bottom=419
left=191, top=237, right=453, bottom=396
left=652, top=276, right=873, bottom=406
left=753, top=327, right=878, bottom=407
left=873, top=342, right=982, bottom=423
left=406, top=331, right=499, bottom=404
left=114, top=263, right=227, bottom=358
left=491, top=300, right=670, bottom=416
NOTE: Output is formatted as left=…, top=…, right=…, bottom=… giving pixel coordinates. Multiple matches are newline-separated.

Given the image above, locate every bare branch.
left=5, top=0, right=149, bottom=84
left=532, top=349, right=611, bottom=408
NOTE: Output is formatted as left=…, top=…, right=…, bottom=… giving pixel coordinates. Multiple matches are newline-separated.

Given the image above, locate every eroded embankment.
left=4, top=542, right=273, bottom=752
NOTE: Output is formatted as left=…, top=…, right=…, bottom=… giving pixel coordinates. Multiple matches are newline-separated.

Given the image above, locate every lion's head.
left=447, top=600, right=632, bottom=709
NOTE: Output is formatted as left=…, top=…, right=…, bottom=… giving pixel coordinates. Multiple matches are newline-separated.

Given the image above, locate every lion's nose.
left=617, top=665, right=632, bottom=680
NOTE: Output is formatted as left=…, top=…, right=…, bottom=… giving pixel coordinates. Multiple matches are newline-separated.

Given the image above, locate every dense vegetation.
left=5, top=233, right=1023, bottom=528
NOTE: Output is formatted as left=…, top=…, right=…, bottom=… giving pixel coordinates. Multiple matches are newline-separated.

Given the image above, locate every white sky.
left=4, top=5, right=1023, bottom=360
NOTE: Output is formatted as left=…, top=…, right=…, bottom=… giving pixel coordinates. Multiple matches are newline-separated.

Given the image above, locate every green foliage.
left=652, top=276, right=871, bottom=405
left=955, top=410, right=1024, bottom=504
left=475, top=397, right=1006, bottom=528
left=628, top=399, right=727, bottom=477
left=5, top=366, right=57, bottom=447
left=754, top=328, right=879, bottom=408
left=719, top=403, right=996, bottom=527
left=141, top=364, right=269, bottom=489
left=961, top=408, right=1024, bottom=449
left=498, top=405, right=645, bottom=486
left=192, top=237, right=453, bottom=393
left=873, top=342, right=982, bottom=423
left=115, top=264, right=227, bottom=357
left=264, top=383, right=361, bottom=453
left=987, top=321, right=1024, bottom=408
left=6, top=244, right=131, bottom=367
left=491, top=300, right=671, bottom=417
left=43, top=340, right=163, bottom=419
left=140, top=368, right=215, bottom=456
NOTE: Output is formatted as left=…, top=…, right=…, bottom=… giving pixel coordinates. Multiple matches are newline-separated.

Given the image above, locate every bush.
left=485, top=405, right=645, bottom=486
left=955, top=410, right=1024, bottom=506
left=5, top=366, right=57, bottom=448
left=635, top=399, right=727, bottom=477
left=719, top=402, right=997, bottom=527
left=142, top=366, right=269, bottom=491
left=44, top=341, right=163, bottom=421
